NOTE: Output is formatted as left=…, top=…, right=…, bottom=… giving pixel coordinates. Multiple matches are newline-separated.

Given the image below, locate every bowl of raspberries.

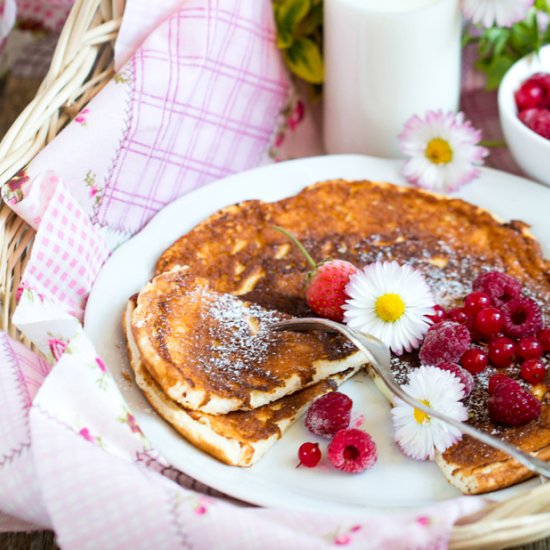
left=498, top=44, right=550, bottom=187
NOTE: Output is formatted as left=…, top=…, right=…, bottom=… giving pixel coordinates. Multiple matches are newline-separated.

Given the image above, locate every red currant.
left=297, top=442, right=321, bottom=468
left=448, top=307, right=469, bottom=325
left=516, top=337, right=543, bottom=361
left=464, top=292, right=491, bottom=316
left=520, top=359, right=546, bottom=384
left=427, top=305, right=446, bottom=325
left=488, top=337, right=516, bottom=368
left=461, top=348, right=488, bottom=375
left=537, top=328, right=550, bottom=352
left=475, top=307, right=505, bottom=336
left=515, top=79, right=547, bottom=111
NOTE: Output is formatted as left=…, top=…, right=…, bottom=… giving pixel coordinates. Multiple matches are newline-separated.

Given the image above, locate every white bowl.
left=498, top=45, right=550, bottom=187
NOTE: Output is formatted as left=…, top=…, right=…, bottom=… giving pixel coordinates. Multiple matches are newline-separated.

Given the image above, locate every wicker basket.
left=0, top=1, right=549, bottom=547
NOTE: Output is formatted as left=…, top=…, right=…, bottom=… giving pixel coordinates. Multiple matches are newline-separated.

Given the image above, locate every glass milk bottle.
left=323, top=0, right=461, bottom=158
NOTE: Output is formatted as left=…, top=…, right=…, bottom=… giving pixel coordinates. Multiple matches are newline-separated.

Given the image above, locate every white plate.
left=85, top=154, right=550, bottom=513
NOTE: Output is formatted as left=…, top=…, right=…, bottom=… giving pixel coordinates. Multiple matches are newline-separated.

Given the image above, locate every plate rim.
left=84, top=154, right=550, bottom=512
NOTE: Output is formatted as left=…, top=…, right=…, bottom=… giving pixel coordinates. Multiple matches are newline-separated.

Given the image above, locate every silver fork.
left=272, top=317, right=550, bottom=481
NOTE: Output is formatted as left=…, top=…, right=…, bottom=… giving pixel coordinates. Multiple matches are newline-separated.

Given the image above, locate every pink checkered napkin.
left=14, top=0, right=289, bottom=241
left=19, top=181, right=109, bottom=321
left=0, top=0, right=516, bottom=544
left=0, top=328, right=484, bottom=549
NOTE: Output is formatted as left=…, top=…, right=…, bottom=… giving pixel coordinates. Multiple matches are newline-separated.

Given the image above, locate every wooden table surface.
left=0, top=531, right=549, bottom=549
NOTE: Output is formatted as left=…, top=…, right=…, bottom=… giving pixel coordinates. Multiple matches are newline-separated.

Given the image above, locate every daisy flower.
left=462, top=0, right=533, bottom=28
left=343, top=261, right=435, bottom=355
left=391, top=366, right=468, bottom=461
left=398, top=110, right=488, bottom=193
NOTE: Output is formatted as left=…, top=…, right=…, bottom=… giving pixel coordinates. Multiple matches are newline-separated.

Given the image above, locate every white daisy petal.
left=343, top=261, right=435, bottom=354
left=398, top=110, right=488, bottom=193
left=462, top=0, right=533, bottom=28
left=391, top=366, right=467, bottom=461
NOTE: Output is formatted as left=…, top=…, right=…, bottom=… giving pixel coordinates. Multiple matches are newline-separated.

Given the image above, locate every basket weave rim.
left=0, top=0, right=548, bottom=547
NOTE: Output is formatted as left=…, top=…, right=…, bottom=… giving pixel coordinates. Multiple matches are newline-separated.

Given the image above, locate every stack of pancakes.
left=124, top=179, right=550, bottom=494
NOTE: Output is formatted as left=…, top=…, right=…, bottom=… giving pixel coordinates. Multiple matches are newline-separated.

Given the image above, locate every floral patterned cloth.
left=0, top=0, right=514, bottom=548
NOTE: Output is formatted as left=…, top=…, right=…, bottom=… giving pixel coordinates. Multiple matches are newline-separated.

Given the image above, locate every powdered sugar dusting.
left=195, top=289, right=286, bottom=382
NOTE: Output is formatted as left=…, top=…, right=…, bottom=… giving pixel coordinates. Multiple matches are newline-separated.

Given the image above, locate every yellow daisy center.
left=375, top=293, right=406, bottom=323
left=425, top=138, right=453, bottom=165
left=414, top=400, right=431, bottom=425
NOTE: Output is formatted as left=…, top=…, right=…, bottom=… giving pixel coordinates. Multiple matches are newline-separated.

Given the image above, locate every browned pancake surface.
left=132, top=267, right=357, bottom=413
left=157, top=179, right=550, bottom=491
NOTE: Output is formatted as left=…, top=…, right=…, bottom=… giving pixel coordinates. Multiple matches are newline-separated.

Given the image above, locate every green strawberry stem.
left=273, top=226, right=317, bottom=271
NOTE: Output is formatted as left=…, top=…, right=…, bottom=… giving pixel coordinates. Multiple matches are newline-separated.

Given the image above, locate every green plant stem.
left=479, top=139, right=507, bottom=148
left=273, top=226, right=317, bottom=270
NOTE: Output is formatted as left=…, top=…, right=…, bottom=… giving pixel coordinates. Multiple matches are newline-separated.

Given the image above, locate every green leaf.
left=300, top=3, right=323, bottom=35
left=275, top=0, right=311, bottom=44
left=478, top=54, right=516, bottom=89
left=535, top=0, right=550, bottom=14
left=277, top=30, right=294, bottom=49
left=283, top=37, right=324, bottom=84
left=510, top=14, right=539, bottom=55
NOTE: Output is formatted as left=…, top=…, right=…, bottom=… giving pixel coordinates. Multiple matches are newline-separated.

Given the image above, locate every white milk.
left=323, top=0, right=461, bottom=158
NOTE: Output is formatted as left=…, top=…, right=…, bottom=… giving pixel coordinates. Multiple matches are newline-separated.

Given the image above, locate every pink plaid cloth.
left=0, top=0, right=529, bottom=547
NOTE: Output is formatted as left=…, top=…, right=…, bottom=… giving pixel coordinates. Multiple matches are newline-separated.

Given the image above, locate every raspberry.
left=488, top=374, right=517, bottom=395
left=488, top=383, right=541, bottom=426
left=419, top=321, right=471, bottom=365
left=502, top=296, right=544, bottom=339
left=436, top=362, right=474, bottom=398
left=519, top=108, right=550, bottom=140
left=472, top=272, right=522, bottom=308
left=305, top=392, right=352, bottom=438
left=521, top=359, right=546, bottom=385
left=297, top=442, right=322, bottom=468
left=327, top=429, right=377, bottom=473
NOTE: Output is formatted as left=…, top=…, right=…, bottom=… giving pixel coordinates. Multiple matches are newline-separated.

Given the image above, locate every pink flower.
left=89, top=187, right=98, bottom=197
left=48, top=338, right=67, bottom=362
left=334, top=534, right=351, bottom=546
left=288, top=100, right=305, bottom=130
left=7, top=170, right=30, bottom=192
left=350, top=525, right=362, bottom=533
left=399, top=110, right=488, bottom=193
left=79, top=428, right=95, bottom=443
left=127, top=413, right=142, bottom=435
left=194, top=505, right=207, bottom=515
left=95, top=357, right=107, bottom=372
left=417, top=515, right=432, bottom=526
left=75, top=108, right=89, bottom=125
left=274, top=132, right=285, bottom=148
left=462, top=0, right=533, bottom=28
left=15, top=286, right=24, bottom=302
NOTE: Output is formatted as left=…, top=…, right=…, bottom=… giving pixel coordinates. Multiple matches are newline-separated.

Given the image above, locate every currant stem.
left=273, top=226, right=317, bottom=271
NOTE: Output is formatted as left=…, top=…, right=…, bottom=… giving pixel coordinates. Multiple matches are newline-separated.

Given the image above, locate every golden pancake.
left=131, top=265, right=365, bottom=414
left=125, top=298, right=359, bottom=466
left=156, top=179, right=550, bottom=493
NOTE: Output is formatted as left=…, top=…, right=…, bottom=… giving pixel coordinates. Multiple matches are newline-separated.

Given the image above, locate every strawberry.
left=274, top=227, right=357, bottom=322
